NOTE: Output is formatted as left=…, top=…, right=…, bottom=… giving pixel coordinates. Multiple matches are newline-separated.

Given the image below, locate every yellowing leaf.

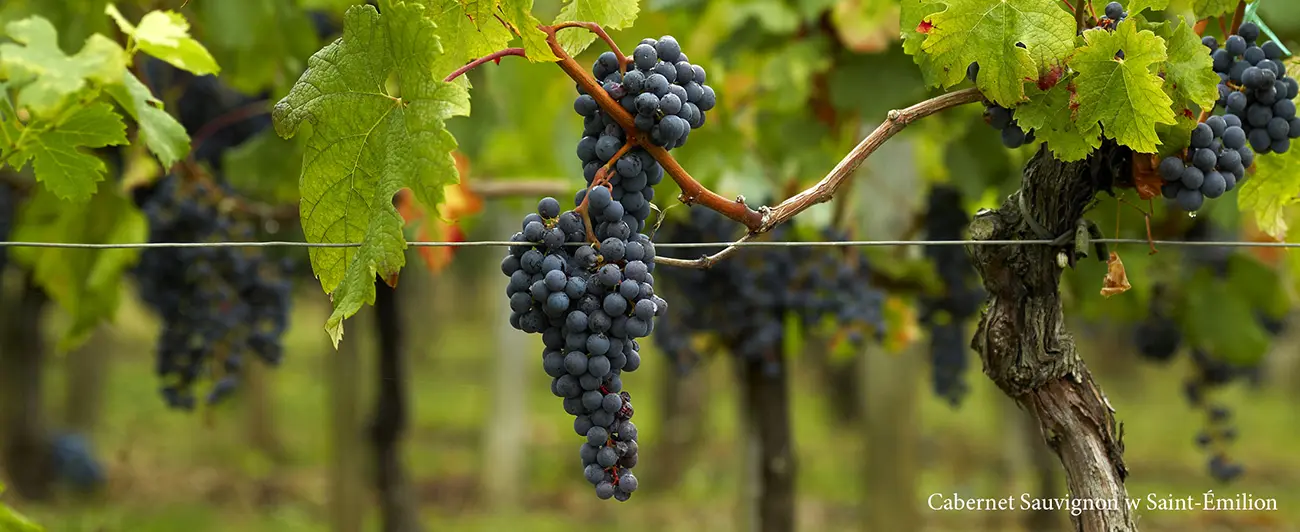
left=421, top=0, right=515, bottom=77
left=1100, top=251, right=1131, bottom=298
left=106, top=5, right=220, bottom=75
left=273, top=2, right=470, bottom=346
left=919, top=0, right=1076, bottom=107
left=1238, top=147, right=1300, bottom=239
left=498, top=0, right=559, bottom=62
left=1127, top=0, right=1170, bottom=15
left=1070, top=20, right=1175, bottom=153
left=11, top=181, right=146, bottom=351
left=105, top=70, right=190, bottom=167
left=1192, top=0, right=1237, bottom=19
left=10, top=102, right=128, bottom=202
left=552, top=0, right=639, bottom=56
left=0, top=16, right=126, bottom=117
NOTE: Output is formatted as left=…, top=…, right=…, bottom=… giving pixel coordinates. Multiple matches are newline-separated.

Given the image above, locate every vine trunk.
left=968, top=145, right=1136, bottom=532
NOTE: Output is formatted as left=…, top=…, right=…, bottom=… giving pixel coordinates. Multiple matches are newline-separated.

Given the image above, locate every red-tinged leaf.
left=917, top=20, right=933, bottom=34
left=397, top=152, right=482, bottom=274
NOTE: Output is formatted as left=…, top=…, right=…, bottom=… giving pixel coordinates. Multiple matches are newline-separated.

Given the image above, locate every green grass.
left=8, top=262, right=1300, bottom=532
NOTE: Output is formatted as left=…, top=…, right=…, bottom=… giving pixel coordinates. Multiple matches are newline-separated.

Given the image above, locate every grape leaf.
left=553, top=0, right=640, bottom=56
left=0, top=484, right=42, bottom=532
left=1238, top=146, right=1300, bottom=239
left=1070, top=21, right=1175, bottom=153
left=10, top=102, right=128, bottom=202
left=918, top=0, right=1076, bottom=107
left=498, top=0, right=559, bottom=63
left=11, top=182, right=145, bottom=352
left=272, top=2, right=469, bottom=346
left=1192, top=0, right=1238, bottom=19
left=106, top=5, right=220, bottom=76
left=1014, top=80, right=1102, bottom=161
left=1126, top=0, right=1170, bottom=15
left=899, top=0, right=943, bottom=88
left=420, top=0, right=514, bottom=77
left=1160, top=20, right=1219, bottom=111
left=0, top=16, right=125, bottom=117
left=105, top=70, right=190, bottom=167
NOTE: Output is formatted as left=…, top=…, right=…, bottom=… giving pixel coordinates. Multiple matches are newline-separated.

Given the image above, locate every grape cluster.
left=654, top=207, right=886, bottom=374
left=1157, top=116, right=1249, bottom=211
left=966, top=65, right=1036, bottom=148
left=1207, top=23, right=1300, bottom=156
left=1097, top=2, right=1127, bottom=29
left=501, top=197, right=660, bottom=501
left=132, top=175, right=293, bottom=409
left=920, top=186, right=984, bottom=406
left=1133, top=284, right=1181, bottom=363
left=49, top=433, right=106, bottom=492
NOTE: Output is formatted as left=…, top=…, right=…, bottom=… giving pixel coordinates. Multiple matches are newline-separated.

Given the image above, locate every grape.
left=1104, top=2, right=1123, bottom=21
left=1176, top=187, right=1205, bottom=211
left=133, top=175, right=294, bottom=409
left=1159, top=156, right=1184, bottom=181
left=1226, top=35, right=1247, bottom=56
left=1190, top=123, right=1213, bottom=148
left=1201, top=171, right=1227, bottom=198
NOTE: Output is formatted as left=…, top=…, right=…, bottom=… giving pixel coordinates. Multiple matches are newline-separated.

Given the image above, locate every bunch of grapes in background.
left=920, top=186, right=984, bottom=406
left=1157, top=117, right=1248, bottom=211
left=966, top=65, right=1036, bottom=148
left=1207, top=22, right=1299, bottom=157
left=654, top=207, right=886, bottom=374
left=132, top=175, right=293, bottom=410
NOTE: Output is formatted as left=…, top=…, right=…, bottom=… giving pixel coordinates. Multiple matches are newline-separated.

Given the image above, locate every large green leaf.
left=1160, top=20, right=1219, bottom=112
left=918, top=0, right=1076, bottom=107
left=273, top=1, right=469, bottom=346
left=11, top=181, right=145, bottom=351
left=1070, top=20, right=1175, bottom=153
left=1238, top=145, right=1300, bottom=239
left=105, top=70, right=190, bottom=168
left=0, top=16, right=125, bottom=117
left=1127, top=0, right=1170, bottom=15
left=1192, top=0, right=1239, bottom=19
left=498, top=0, right=559, bottom=63
left=899, top=0, right=943, bottom=88
left=106, top=5, right=220, bottom=75
left=552, top=0, right=640, bottom=56
left=9, top=102, right=128, bottom=202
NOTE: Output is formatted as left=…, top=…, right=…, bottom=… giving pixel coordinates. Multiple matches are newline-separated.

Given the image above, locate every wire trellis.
left=0, top=238, right=1299, bottom=249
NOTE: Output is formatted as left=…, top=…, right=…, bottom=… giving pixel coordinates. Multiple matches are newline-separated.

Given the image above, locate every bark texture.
left=968, top=144, right=1135, bottom=532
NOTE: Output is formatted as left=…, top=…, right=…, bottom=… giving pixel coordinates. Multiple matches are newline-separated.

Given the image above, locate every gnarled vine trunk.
left=967, top=145, right=1136, bottom=532
left=370, top=281, right=423, bottom=532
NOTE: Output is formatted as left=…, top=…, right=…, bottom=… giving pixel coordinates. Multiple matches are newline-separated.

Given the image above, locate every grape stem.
left=443, top=48, right=528, bottom=83
left=656, top=88, right=986, bottom=270
left=550, top=21, right=630, bottom=74
left=1071, top=0, right=1085, bottom=34
left=1229, top=1, right=1247, bottom=34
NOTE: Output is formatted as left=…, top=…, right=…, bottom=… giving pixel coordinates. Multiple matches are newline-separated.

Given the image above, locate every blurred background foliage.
left=2, top=0, right=1300, bottom=531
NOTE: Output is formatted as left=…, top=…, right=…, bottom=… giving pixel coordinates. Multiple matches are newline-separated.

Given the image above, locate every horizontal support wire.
left=0, top=239, right=1297, bottom=249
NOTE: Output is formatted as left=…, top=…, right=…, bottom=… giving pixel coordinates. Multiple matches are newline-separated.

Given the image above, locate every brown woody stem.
left=443, top=48, right=527, bottom=83
left=551, top=21, right=629, bottom=72
left=1230, top=1, right=1247, bottom=34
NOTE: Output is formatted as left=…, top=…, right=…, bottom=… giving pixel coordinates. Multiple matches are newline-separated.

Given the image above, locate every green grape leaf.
left=918, top=0, right=1076, bottom=107
left=498, top=0, right=559, bottom=63
left=1238, top=146, right=1300, bottom=239
left=1070, top=21, right=1175, bottom=153
left=1154, top=113, right=1198, bottom=157
left=1160, top=20, right=1219, bottom=111
left=899, top=0, right=943, bottom=87
left=193, top=0, right=320, bottom=93
left=10, top=102, right=128, bottom=202
left=105, top=70, right=190, bottom=167
left=0, top=16, right=126, bottom=117
left=1126, top=0, right=1170, bottom=15
left=106, top=5, right=220, bottom=75
left=272, top=2, right=469, bottom=346
left=1013, top=81, right=1102, bottom=161
left=11, top=182, right=145, bottom=352
left=0, top=496, right=42, bottom=532
left=420, top=0, right=514, bottom=77
left=552, top=0, right=640, bottom=56
left=1192, top=0, right=1238, bottom=19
